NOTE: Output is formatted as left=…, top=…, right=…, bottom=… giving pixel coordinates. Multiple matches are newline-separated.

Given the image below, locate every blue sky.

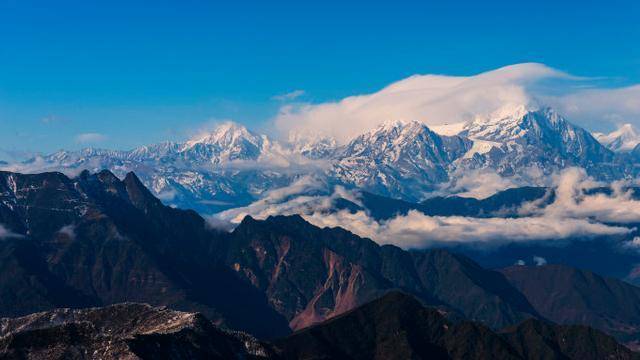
left=1, top=0, right=639, bottom=157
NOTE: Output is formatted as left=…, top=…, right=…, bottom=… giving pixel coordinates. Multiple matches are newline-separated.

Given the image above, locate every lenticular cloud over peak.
left=275, top=63, right=636, bottom=143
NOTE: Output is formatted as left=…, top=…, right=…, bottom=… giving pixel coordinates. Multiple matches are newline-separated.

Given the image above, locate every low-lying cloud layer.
left=214, top=167, right=637, bottom=249
left=303, top=210, right=628, bottom=249
left=520, top=168, right=640, bottom=224
left=275, top=63, right=640, bottom=142
left=0, top=224, right=22, bottom=240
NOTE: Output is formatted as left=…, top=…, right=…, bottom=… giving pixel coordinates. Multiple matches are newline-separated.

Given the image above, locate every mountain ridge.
left=3, top=169, right=640, bottom=346
left=3, top=106, right=635, bottom=212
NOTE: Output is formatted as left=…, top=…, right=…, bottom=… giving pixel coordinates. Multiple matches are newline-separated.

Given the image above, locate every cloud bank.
left=520, top=168, right=640, bottom=224
left=275, top=63, right=639, bottom=142
left=214, top=167, right=636, bottom=249
left=303, top=209, right=628, bottom=249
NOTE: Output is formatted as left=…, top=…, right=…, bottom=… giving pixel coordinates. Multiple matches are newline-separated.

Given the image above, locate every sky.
left=1, top=0, right=639, bottom=157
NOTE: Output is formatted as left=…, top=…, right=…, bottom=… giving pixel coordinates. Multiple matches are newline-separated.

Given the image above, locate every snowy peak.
left=181, top=121, right=269, bottom=163
left=462, top=106, right=591, bottom=148
left=343, top=120, right=443, bottom=158
left=457, top=106, right=616, bottom=178
left=594, top=124, right=640, bottom=152
left=364, top=119, right=437, bottom=142
left=463, top=105, right=548, bottom=142
left=332, top=120, right=471, bottom=199
left=128, top=141, right=181, bottom=161
left=184, top=121, right=260, bottom=149
left=1, top=105, right=632, bottom=212
left=289, top=133, right=337, bottom=159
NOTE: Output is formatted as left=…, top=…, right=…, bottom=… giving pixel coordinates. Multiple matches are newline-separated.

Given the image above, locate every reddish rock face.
left=4, top=168, right=640, bottom=350
left=0, top=169, right=536, bottom=340
left=276, top=292, right=639, bottom=360
left=225, top=215, right=539, bottom=331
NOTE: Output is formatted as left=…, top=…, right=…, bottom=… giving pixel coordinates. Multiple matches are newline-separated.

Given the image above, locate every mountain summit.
left=458, top=107, right=618, bottom=177
left=333, top=120, right=470, bottom=199
left=594, top=124, right=640, bottom=152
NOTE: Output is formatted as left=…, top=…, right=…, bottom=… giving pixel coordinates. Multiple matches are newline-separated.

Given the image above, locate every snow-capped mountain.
left=289, top=133, right=338, bottom=160
left=457, top=105, right=619, bottom=178
left=2, top=106, right=635, bottom=213
left=7, top=123, right=309, bottom=214
left=594, top=124, right=640, bottom=152
left=332, top=120, right=470, bottom=200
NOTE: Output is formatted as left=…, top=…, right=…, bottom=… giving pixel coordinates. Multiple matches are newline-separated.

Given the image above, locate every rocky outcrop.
left=0, top=303, right=273, bottom=359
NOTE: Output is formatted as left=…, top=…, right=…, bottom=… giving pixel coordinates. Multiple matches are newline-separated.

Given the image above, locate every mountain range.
left=2, top=292, right=637, bottom=360
left=3, top=169, right=640, bottom=352
left=5, top=105, right=640, bottom=212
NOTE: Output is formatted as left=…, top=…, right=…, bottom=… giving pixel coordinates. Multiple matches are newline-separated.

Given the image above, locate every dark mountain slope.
left=501, top=264, right=640, bottom=345
left=226, top=215, right=539, bottom=330
left=0, top=170, right=290, bottom=338
left=412, top=249, right=538, bottom=328
left=275, top=291, right=488, bottom=360
left=334, top=186, right=551, bottom=221
left=275, top=292, right=637, bottom=360
left=7, top=169, right=640, bottom=345
left=1, top=296, right=633, bottom=360
left=0, top=170, right=540, bottom=337
left=502, top=319, right=636, bottom=360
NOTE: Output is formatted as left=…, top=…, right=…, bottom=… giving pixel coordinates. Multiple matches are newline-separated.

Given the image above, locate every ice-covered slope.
left=332, top=120, right=470, bottom=200
left=457, top=105, right=619, bottom=178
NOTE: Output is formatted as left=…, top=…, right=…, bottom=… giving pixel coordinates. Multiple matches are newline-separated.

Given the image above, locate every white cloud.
left=156, top=189, right=178, bottom=201
left=76, top=132, right=107, bottom=144
left=57, top=224, right=76, bottom=240
left=551, top=85, right=640, bottom=133
left=204, top=216, right=236, bottom=232
left=213, top=170, right=633, bottom=250
left=623, top=237, right=640, bottom=251
left=434, top=167, right=548, bottom=199
left=274, top=63, right=583, bottom=143
left=41, top=115, right=69, bottom=125
left=521, top=168, right=640, bottom=224
left=274, top=63, right=639, bottom=143
left=216, top=175, right=332, bottom=223
left=272, top=90, right=306, bottom=101
left=0, top=224, right=22, bottom=239
left=301, top=209, right=628, bottom=249
left=0, top=155, right=104, bottom=177
left=533, top=256, right=547, bottom=266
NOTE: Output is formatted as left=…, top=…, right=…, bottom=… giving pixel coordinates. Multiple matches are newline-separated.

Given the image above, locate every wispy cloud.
left=0, top=224, right=23, bottom=239
left=57, top=224, right=76, bottom=240
left=272, top=89, right=305, bottom=101
left=274, top=63, right=579, bottom=142
left=75, top=132, right=107, bottom=144
left=274, top=63, right=639, bottom=142
left=303, top=209, right=628, bottom=249
left=548, top=85, right=640, bottom=132
left=533, top=256, right=547, bottom=266
left=213, top=167, right=634, bottom=249
left=520, top=168, right=640, bottom=224
left=434, top=166, right=551, bottom=200
left=41, top=115, right=69, bottom=125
